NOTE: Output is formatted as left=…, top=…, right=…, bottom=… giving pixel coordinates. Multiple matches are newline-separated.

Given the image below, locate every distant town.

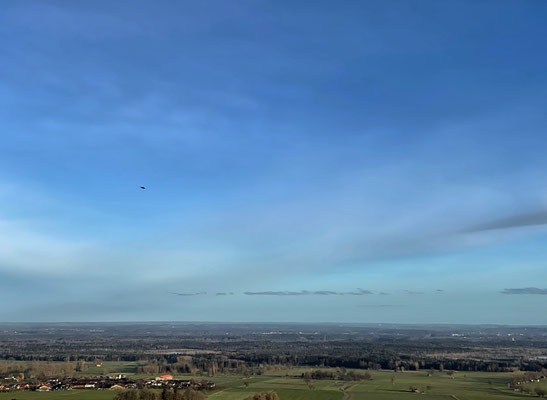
left=0, top=373, right=215, bottom=393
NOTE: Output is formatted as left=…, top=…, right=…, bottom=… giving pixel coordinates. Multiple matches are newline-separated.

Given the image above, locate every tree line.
left=112, top=389, right=278, bottom=400
left=114, top=388, right=204, bottom=400
left=302, top=368, right=373, bottom=381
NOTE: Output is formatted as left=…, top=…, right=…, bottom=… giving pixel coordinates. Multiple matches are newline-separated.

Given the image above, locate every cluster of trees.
left=137, top=359, right=192, bottom=375
left=503, top=370, right=547, bottom=398
left=302, top=368, right=372, bottom=381
left=112, top=389, right=278, bottom=400
left=510, top=386, right=547, bottom=397
left=241, top=351, right=526, bottom=373
left=136, top=356, right=254, bottom=376
left=0, top=360, right=87, bottom=379
left=509, top=370, right=547, bottom=396
left=133, top=354, right=542, bottom=376
left=114, top=388, right=204, bottom=400
left=510, top=371, right=546, bottom=388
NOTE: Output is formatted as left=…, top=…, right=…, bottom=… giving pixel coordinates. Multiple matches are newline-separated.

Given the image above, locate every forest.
left=1, top=323, right=546, bottom=374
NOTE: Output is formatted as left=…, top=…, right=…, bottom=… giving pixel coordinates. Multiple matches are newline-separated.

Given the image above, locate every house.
left=110, top=384, right=126, bottom=390
left=37, top=384, right=52, bottom=391
left=155, top=374, right=173, bottom=381
left=16, top=383, right=30, bottom=390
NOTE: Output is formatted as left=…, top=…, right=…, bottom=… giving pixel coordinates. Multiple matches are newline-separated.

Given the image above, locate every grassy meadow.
left=1, top=363, right=545, bottom=400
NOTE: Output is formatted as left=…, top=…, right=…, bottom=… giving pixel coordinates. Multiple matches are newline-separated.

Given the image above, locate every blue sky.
left=1, top=0, right=547, bottom=323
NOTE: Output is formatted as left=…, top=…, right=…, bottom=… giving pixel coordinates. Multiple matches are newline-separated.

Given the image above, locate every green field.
left=2, top=366, right=545, bottom=400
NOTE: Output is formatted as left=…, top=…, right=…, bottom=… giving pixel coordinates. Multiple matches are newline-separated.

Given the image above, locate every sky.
left=1, top=0, right=547, bottom=324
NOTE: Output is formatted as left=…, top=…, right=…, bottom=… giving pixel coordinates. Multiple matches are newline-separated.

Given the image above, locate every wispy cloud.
left=345, top=289, right=374, bottom=295
left=216, top=292, right=234, bottom=296
left=403, top=290, right=424, bottom=295
left=500, top=287, right=547, bottom=295
left=243, top=289, right=373, bottom=296
left=168, top=291, right=207, bottom=296
left=468, top=209, right=547, bottom=232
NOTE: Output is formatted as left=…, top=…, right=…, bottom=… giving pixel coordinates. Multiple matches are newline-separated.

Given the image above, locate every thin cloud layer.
left=468, top=209, right=547, bottom=232
left=500, top=287, right=547, bottom=295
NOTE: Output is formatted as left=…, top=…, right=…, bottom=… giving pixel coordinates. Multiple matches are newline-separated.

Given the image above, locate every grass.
left=0, top=366, right=542, bottom=400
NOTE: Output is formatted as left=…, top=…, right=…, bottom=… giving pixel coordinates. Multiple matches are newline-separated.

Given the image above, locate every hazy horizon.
left=1, top=321, right=547, bottom=327
left=1, top=0, right=547, bottom=324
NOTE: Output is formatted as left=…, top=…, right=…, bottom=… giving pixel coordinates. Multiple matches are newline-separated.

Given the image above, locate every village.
left=0, top=373, right=216, bottom=393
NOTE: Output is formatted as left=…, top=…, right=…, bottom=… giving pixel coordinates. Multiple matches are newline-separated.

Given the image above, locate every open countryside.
left=2, top=362, right=547, bottom=400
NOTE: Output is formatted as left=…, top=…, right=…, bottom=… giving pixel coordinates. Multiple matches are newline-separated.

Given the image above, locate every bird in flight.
left=140, top=186, right=146, bottom=190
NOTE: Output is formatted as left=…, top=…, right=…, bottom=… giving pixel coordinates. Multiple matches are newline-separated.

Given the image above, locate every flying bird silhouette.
left=140, top=186, right=146, bottom=190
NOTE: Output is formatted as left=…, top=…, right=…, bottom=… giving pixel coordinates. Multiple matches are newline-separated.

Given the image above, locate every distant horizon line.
left=1, top=320, right=546, bottom=327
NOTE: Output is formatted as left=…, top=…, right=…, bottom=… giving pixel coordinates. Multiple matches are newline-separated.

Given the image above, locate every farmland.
left=1, top=367, right=546, bottom=400
left=1, top=323, right=546, bottom=399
